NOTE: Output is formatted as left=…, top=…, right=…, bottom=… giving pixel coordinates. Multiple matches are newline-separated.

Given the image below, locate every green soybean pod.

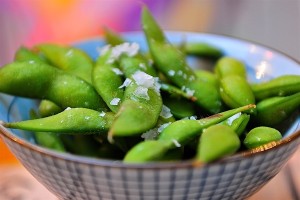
left=251, top=75, right=300, bottom=101
left=195, top=69, right=219, bottom=88
left=197, top=124, right=240, bottom=163
left=220, top=75, right=256, bottom=114
left=39, top=100, right=63, bottom=117
left=214, top=56, right=247, bottom=79
left=30, top=110, right=66, bottom=152
left=255, top=92, right=300, bottom=126
left=184, top=42, right=223, bottom=59
left=4, top=108, right=114, bottom=133
left=220, top=113, right=250, bottom=136
left=243, top=126, right=282, bottom=149
left=14, top=46, right=46, bottom=62
left=93, top=50, right=124, bottom=113
left=124, top=140, right=169, bottom=163
left=141, top=6, right=166, bottom=43
left=163, top=96, right=196, bottom=119
left=36, top=44, right=94, bottom=84
left=0, top=61, right=107, bottom=111
left=103, top=26, right=126, bottom=46
left=109, top=80, right=162, bottom=138
left=158, top=104, right=256, bottom=147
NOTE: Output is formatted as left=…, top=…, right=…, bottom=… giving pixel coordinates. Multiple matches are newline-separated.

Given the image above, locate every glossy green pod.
left=14, top=46, right=45, bottom=62
left=184, top=42, right=223, bottom=59
left=251, top=75, right=300, bottom=101
left=35, top=44, right=94, bottom=84
left=243, top=126, right=282, bottom=149
left=220, top=75, right=256, bottom=113
left=103, top=27, right=126, bottom=46
left=30, top=110, right=66, bottom=152
left=124, top=140, right=169, bottom=163
left=197, top=124, right=240, bottom=163
left=214, top=57, right=247, bottom=79
left=255, top=92, right=300, bottom=126
left=4, top=108, right=115, bottom=133
left=221, top=113, right=250, bottom=136
left=163, top=96, right=196, bottom=119
left=93, top=50, right=124, bottom=113
left=0, top=61, right=107, bottom=111
left=109, top=80, right=162, bottom=138
left=159, top=104, right=255, bottom=147
left=195, top=69, right=219, bottom=88
left=39, top=100, right=63, bottom=117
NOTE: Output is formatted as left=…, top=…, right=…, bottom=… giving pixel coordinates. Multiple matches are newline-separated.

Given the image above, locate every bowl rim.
left=1, top=31, right=300, bottom=169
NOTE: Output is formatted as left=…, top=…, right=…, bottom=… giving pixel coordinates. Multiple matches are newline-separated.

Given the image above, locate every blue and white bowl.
left=1, top=32, right=300, bottom=200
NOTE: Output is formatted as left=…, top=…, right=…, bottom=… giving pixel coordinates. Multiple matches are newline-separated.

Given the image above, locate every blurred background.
left=0, top=0, right=300, bottom=67
left=0, top=0, right=300, bottom=199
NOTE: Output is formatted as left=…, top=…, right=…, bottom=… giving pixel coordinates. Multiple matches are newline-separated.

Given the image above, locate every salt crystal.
left=226, top=112, right=242, bottom=125
left=168, top=70, right=175, bottom=76
left=119, top=78, right=132, bottom=89
left=132, top=71, right=155, bottom=88
left=158, top=122, right=172, bottom=133
left=141, top=128, right=159, bottom=140
left=172, top=139, right=181, bottom=147
left=111, top=68, right=123, bottom=75
left=99, top=111, right=106, bottom=117
left=160, top=105, right=173, bottom=118
left=134, top=86, right=149, bottom=100
left=110, top=98, right=121, bottom=105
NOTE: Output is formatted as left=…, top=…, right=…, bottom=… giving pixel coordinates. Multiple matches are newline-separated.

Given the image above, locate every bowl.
left=1, top=32, right=300, bottom=200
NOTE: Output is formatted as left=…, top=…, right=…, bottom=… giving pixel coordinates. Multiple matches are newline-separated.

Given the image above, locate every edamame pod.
left=243, top=126, right=282, bottom=149
left=184, top=42, right=223, bottom=59
left=195, top=69, right=219, bottom=88
left=141, top=6, right=166, bottom=43
left=124, top=140, right=169, bottom=162
left=93, top=49, right=124, bottom=113
left=30, top=110, right=66, bottom=152
left=214, top=57, right=247, bottom=79
left=14, top=46, right=45, bottom=62
left=197, top=124, right=240, bottom=163
left=36, top=44, right=94, bottom=84
left=4, top=108, right=114, bottom=133
left=159, top=104, right=255, bottom=147
left=220, top=113, right=250, bottom=136
left=109, top=79, right=162, bottom=138
left=251, top=75, right=300, bottom=100
left=39, top=100, right=63, bottom=117
left=0, top=61, right=107, bottom=110
left=220, top=75, right=256, bottom=113
left=103, top=27, right=126, bottom=46
left=254, top=92, right=300, bottom=126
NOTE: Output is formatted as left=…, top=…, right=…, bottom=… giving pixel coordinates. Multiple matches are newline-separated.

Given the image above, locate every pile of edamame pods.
left=1, top=7, right=300, bottom=163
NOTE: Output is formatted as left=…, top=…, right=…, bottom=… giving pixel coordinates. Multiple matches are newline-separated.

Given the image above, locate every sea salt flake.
left=141, top=128, right=159, bottom=140
left=134, top=86, right=149, bottom=100
left=226, top=112, right=242, bottom=125
left=119, top=78, right=132, bottom=89
left=65, top=107, right=72, bottom=111
left=158, top=122, right=172, bottom=133
left=168, top=70, right=175, bottom=76
left=110, top=98, right=121, bottom=105
left=172, top=139, right=181, bottom=147
left=111, top=68, right=123, bottom=75
left=99, top=111, right=106, bottom=117
left=132, top=71, right=155, bottom=88
left=160, top=105, right=173, bottom=118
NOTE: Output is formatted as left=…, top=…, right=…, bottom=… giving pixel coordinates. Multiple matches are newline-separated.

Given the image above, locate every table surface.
left=1, top=143, right=299, bottom=200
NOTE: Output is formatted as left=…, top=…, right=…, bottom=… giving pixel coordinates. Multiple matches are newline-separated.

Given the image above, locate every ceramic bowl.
left=1, top=32, right=300, bottom=200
